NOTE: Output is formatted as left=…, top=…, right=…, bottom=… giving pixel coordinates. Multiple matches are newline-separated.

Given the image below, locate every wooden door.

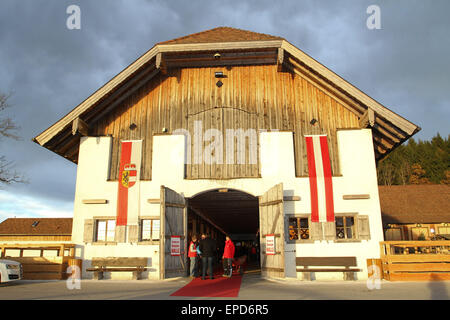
left=160, top=185, right=187, bottom=279
left=259, top=183, right=285, bottom=278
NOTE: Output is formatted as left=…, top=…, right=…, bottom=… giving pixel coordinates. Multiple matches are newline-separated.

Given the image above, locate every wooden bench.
left=296, top=257, right=361, bottom=281
left=86, top=257, right=148, bottom=280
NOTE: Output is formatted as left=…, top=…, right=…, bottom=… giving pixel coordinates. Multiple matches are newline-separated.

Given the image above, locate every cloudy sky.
left=0, top=0, right=448, bottom=222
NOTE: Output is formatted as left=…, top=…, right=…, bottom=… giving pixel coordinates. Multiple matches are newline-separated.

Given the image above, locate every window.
left=288, top=217, right=309, bottom=240
left=385, top=228, right=402, bottom=240
left=411, top=227, right=429, bottom=240
left=438, top=226, right=450, bottom=236
left=335, top=216, right=355, bottom=240
left=141, top=219, right=160, bottom=241
left=96, top=219, right=115, bottom=242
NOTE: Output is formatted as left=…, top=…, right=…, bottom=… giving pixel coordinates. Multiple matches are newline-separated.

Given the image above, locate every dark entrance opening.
left=186, top=188, right=261, bottom=275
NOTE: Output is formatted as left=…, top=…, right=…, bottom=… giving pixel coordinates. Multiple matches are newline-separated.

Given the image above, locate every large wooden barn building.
left=33, top=27, right=420, bottom=280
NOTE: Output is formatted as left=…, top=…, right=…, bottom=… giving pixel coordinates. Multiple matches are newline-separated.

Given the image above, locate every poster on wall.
left=171, top=236, right=181, bottom=256
left=266, top=234, right=275, bottom=255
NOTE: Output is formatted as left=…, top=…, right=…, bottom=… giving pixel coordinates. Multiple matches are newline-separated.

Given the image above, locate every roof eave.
left=33, top=38, right=420, bottom=162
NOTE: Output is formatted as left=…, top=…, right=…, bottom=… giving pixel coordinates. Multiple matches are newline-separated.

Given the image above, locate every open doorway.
left=186, top=188, right=261, bottom=275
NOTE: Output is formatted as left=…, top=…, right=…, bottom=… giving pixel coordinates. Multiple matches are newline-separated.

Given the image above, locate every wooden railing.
left=380, top=241, right=450, bottom=281
left=0, top=243, right=76, bottom=280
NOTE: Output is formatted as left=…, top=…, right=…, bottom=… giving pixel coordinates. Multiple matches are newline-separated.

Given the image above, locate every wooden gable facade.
left=33, top=27, right=420, bottom=181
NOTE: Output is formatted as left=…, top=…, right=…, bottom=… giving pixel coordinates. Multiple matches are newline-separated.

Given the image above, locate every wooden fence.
left=380, top=241, right=450, bottom=281
left=0, top=243, right=76, bottom=280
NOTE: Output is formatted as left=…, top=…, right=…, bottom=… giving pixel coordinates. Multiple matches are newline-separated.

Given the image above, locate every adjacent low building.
left=379, top=185, right=450, bottom=240
left=0, top=218, right=73, bottom=258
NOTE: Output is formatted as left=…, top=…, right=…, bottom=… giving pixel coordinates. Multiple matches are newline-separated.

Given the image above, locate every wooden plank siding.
left=93, top=64, right=360, bottom=180
left=0, top=235, right=71, bottom=242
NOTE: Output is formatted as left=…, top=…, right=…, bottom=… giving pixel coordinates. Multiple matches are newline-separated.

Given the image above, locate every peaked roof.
left=33, top=26, right=420, bottom=163
left=157, top=27, right=284, bottom=45
left=379, top=185, right=450, bottom=224
left=0, top=218, right=73, bottom=235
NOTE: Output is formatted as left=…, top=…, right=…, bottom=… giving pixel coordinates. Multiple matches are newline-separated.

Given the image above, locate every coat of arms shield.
left=121, top=164, right=137, bottom=188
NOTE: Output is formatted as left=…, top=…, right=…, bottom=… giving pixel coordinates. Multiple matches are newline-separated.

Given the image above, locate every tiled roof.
left=379, top=185, right=450, bottom=224
left=157, top=26, right=284, bottom=45
left=0, top=218, right=73, bottom=235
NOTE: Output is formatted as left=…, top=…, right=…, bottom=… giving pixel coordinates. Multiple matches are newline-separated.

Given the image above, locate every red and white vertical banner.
left=116, top=140, right=142, bottom=227
left=171, top=236, right=181, bottom=256
left=305, top=135, right=335, bottom=223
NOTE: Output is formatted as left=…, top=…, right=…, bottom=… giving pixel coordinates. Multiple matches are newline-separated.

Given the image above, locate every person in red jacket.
left=188, top=235, right=199, bottom=278
left=222, top=235, right=235, bottom=278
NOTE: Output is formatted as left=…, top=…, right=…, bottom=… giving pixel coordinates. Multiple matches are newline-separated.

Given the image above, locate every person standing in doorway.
left=250, top=244, right=257, bottom=263
left=222, top=235, right=235, bottom=278
left=188, top=235, right=199, bottom=278
left=198, top=233, right=216, bottom=280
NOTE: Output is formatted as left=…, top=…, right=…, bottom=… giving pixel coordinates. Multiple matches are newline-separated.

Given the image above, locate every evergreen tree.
left=377, top=133, right=450, bottom=185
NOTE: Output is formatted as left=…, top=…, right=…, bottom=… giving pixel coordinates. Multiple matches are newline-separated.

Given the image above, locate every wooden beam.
left=156, top=53, right=167, bottom=75
left=72, top=117, right=89, bottom=136
left=189, top=205, right=228, bottom=236
left=82, top=199, right=108, bottom=204
left=157, top=40, right=283, bottom=53
left=165, top=202, right=186, bottom=208
left=54, top=133, right=80, bottom=157
left=166, top=58, right=276, bottom=68
left=277, top=48, right=284, bottom=72
left=259, top=199, right=283, bottom=207
left=359, top=108, right=375, bottom=128
left=164, top=49, right=276, bottom=60
left=283, top=196, right=301, bottom=201
left=375, top=143, right=388, bottom=155
left=284, top=58, right=365, bottom=116
left=372, top=131, right=395, bottom=149
left=343, top=194, right=370, bottom=200
left=374, top=116, right=408, bottom=140
left=372, top=123, right=401, bottom=144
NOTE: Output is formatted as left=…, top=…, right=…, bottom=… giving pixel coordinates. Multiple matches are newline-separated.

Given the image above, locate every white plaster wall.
left=72, top=129, right=383, bottom=280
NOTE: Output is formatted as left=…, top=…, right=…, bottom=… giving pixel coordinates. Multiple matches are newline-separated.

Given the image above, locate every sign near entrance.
left=265, top=234, right=276, bottom=255
left=171, top=236, right=181, bottom=256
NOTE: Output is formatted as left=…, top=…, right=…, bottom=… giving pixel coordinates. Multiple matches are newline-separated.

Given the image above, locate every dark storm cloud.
left=0, top=0, right=448, bottom=220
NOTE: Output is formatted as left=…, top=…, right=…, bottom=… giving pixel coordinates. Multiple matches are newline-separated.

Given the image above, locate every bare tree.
left=0, top=92, right=26, bottom=185
left=377, top=162, right=395, bottom=185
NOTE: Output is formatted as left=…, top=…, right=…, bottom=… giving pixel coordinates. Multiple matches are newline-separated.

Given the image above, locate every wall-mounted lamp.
left=310, top=118, right=318, bottom=125
left=214, top=53, right=221, bottom=59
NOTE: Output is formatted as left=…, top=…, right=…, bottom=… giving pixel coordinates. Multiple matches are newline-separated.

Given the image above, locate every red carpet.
left=170, top=270, right=244, bottom=298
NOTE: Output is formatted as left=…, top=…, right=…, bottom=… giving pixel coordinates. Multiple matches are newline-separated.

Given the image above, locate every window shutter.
left=83, top=219, right=94, bottom=243
left=128, top=224, right=139, bottom=243
left=357, top=215, right=371, bottom=240
left=115, top=225, right=126, bottom=243
left=310, top=221, right=323, bottom=240
left=323, top=222, right=336, bottom=241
